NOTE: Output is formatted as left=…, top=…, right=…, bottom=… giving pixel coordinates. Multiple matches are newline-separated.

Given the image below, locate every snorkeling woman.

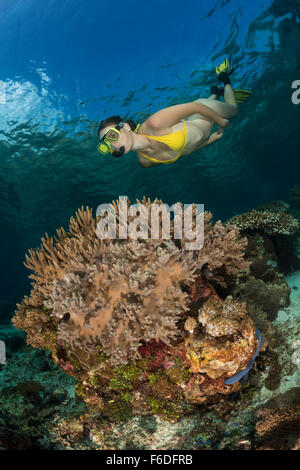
left=97, top=59, right=251, bottom=168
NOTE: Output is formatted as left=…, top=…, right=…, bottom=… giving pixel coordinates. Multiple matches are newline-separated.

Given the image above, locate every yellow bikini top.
left=134, top=120, right=187, bottom=164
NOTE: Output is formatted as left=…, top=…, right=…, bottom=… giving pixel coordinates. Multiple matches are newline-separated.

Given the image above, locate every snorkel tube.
left=112, top=146, right=125, bottom=158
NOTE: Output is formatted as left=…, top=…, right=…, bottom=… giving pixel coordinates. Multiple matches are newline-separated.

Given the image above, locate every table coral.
left=227, top=209, right=299, bottom=236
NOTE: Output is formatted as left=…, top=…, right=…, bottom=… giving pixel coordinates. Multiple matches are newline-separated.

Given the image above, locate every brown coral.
left=198, top=295, right=254, bottom=338
left=227, top=209, right=299, bottom=236
left=184, top=317, right=198, bottom=334
left=14, top=204, right=196, bottom=366
left=45, top=238, right=195, bottom=365
left=185, top=296, right=257, bottom=379
left=109, top=200, right=250, bottom=288
left=182, top=212, right=250, bottom=288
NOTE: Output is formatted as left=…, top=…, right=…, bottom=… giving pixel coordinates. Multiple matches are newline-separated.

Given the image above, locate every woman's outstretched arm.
left=146, top=102, right=228, bottom=129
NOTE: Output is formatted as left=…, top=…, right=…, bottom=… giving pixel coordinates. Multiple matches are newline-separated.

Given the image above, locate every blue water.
left=0, top=0, right=300, bottom=302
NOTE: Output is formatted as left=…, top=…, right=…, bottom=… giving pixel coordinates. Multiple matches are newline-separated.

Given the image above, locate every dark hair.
left=97, top=115, right=137, bottom=137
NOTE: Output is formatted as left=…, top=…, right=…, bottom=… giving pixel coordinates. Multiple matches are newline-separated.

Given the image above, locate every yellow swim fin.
left=212, top=86, right=252, bottom=103
left=216, top=58, right=230, bottom=75
left=234, top=89, right=252, bottom=102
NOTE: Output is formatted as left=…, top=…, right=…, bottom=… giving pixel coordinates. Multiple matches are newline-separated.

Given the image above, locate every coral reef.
left=246, top=303, right=273, bottom=343
left=227, top=209, right=299, bottom=236
left=42, top=236, right=195, bottom=366
left=3, top=266, right=299, bottom=450
left=241, top=225, right=300, bottom=275
left=227, top=208, right=296, bottom=320
left=106, top=197, right=250, bottom=289
left=181, top=295, right=259, bottom=406
left=11, top=198, right=257, bottom=423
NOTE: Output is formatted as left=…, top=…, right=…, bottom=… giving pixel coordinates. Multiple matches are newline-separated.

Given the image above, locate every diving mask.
left=97, top=122, right=124, bottom=155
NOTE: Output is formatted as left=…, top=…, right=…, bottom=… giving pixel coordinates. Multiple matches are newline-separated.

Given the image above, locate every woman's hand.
left=198, top=126, right=225, bottom=148
left=209, top=128, right=224, bottom=143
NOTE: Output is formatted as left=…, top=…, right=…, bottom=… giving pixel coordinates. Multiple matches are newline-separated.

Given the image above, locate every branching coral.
left=14, top=202, right=196, bottom=365
left=197, top=218, right=250, bottom=288
left=104, top=199, right=250, bottom=288
left=44, top=238, right=196, bottom=365
left=227, top=209, right=299, bottom=236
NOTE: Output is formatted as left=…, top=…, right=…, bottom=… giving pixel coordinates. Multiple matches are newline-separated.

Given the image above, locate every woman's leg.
left=186, top=84, right=238, bottom=121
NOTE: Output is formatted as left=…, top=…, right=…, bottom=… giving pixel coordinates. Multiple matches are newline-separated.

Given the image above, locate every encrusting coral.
left=12, top=197, right=261, bottom=422
left=185, top=296, right=257, bottom=380
left=198, top=295, right=253, bottom=338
